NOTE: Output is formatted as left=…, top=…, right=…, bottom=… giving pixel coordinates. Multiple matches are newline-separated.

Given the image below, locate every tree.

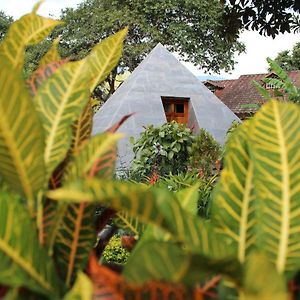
left=0, top=11, right=13, bottom=41
left=54, top=0, right=245, bottom=101
left=272, top=42, right=300, bottom=71
left=223, top=0, right=300, bottom=39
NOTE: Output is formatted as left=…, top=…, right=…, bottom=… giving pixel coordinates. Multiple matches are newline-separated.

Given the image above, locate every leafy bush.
left=131, top=123, right=222, bottom=180
left=3, top=5, right=300, bottom=300
left=102, top=236, right=130, bottom=264
left=131, top=121, right=194, bottom=178
left=155, top=172, right=218, bottom=218
left=189, top=129, right=222, bottom=177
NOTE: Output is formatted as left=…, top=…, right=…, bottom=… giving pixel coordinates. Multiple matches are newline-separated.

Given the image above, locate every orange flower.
left=149, top=171, right=159, bottom=185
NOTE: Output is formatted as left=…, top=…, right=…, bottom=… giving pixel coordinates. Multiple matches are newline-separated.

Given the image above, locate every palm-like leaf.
left=0, top=192, right=59, bottom=297
left=0, top=60, right=45, bottom=214
left=251, top=100, right=300, bottom=274
left=0, top=6, right=61, bottom=71
left=211, top=121, right=256, bottom=264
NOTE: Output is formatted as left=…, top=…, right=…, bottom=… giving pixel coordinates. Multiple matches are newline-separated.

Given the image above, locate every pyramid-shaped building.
left=92, top=43, right=239, bottom=168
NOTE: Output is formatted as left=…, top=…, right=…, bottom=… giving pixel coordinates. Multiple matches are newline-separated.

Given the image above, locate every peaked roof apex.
left=151, top=42, right=169, bottom=53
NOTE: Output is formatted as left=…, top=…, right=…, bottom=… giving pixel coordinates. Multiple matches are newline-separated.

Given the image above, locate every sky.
left=1, top=0, right=300, bottom=80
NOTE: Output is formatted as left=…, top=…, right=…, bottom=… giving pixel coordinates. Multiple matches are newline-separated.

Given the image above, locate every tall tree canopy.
left=0, top=11, right=13, bottom=41
left=223, top=0, right=300, bottom=38
left=272, top=42, right=300, bottom=72
left=53, top=0, right=245, bottom=100
left=21, top=0, right=300, bottom=100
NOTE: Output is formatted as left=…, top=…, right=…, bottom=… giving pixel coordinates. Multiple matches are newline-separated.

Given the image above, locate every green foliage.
left=50, top=99, right=300, bottom=299
left=53, top=0, right=244, bottom=102
left=131, top=122, right=194, bottom=178
left=3, top=4, right=300, bottom=300
left=225, top=120, right=241, bottom=144
left=224, top=0, right=300, bottom=38
left=272, top=42, right=300, bottom=71
left=131, top=124, right=221, bottom=181
left=254, top=58, right=300, bottom=104
left=102, top=236, right=130, bottom=264
left=0, top=11, right=13, bottom=41
left=155, top=172, right=217, bottom=218
left=0, top=5, right=127, bottom=299
left=189, top=129, right=222, bottom=177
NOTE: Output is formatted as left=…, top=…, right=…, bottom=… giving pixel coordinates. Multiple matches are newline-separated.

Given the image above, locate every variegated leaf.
left=55, top=133, right=120, bottom=285
left=0, top=6, right=62, bottom=71
left=115, top=211, right=146, bottom=237
left=39, top=38, right=61, bottom=68
left=0, top=192, right=59, bottom=297
left=34, top=60, right=90, bottom=179
left=85, top=28, right=128, bottom=92
left=0, top=60, right=45, bottom=214
left=27, top=60, right=67, bottom=96
left=63, top=272, right=93, bottom=300
left=251, top=100, right=300, bottom=274
left=48, top=179, right=226, bottom=257
left=70, top=100, right=93, bottom=155
left=124, top=241, right=242, bottom=286
left=55, top=203, right=96, bottom=286
left=65, top=133, right=122, bottom=181
left=211, top=121, right=256, bottom=264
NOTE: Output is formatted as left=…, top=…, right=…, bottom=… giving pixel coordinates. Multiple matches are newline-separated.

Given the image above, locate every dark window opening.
left=161, top=96, right=189, bottom=124
left=175, top=103, right=184, bottom=113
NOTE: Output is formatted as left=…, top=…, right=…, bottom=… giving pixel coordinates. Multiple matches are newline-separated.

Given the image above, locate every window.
left=161, top=97, right=189, bottom=124
left=265, top=83, right=276, bottom=90
left=175, top=103, right=184, bottom=113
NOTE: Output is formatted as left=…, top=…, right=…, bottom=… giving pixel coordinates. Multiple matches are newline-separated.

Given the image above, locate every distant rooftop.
left=205, top=71, right=300, bottom=118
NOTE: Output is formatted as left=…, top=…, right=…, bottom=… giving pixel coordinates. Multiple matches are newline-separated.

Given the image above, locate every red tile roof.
left=205, top=71, right=300, bottom=116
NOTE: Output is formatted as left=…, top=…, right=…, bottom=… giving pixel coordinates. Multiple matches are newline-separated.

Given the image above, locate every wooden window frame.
left=161, top=96, right=189, bottom=124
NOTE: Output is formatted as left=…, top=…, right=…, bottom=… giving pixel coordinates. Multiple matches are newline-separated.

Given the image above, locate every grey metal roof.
left=92, top=43, right=240, bottom=169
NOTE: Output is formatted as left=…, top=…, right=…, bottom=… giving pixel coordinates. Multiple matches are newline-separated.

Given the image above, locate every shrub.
left=131, top=121, right=194, bottom=179
left=102, top=236, right=130, bottom=264
left=3, top=5, right=300, bottom=300
left=188, top=128, right=222, bottom=177
left=131, top=123, right=222, bottom=180
left=155, top=172, right=218, bottom=218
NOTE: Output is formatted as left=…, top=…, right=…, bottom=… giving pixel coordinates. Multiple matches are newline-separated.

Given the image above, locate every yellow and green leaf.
left=0, top=192, right=59, bottom=297
left=47, top=179, right=226, bottom=257
left=85, top=28, right=128, bottom=92
left=63, top=272, right=93, bottom=300
left=240, top=252, right=287, bottom=300
left=0, top=60, right=45, bottom=214
left=39, top=38, right=61, bottom=68
left=124, top=241, right=242, bottom=286
left=34, top=60, right=90, bottom=179
left=251, top=100, right=300, bottom=275
left=70, top=100, right=93, bottom=155
left=65, top=133, right=122, bottom=181
left=0, top=7, right=62, bottom=71
left=55, top=132, right=120, bottom=285
left=211, top=121, right=256, bottom=264
left=54, top=203, right=96, bottom=286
